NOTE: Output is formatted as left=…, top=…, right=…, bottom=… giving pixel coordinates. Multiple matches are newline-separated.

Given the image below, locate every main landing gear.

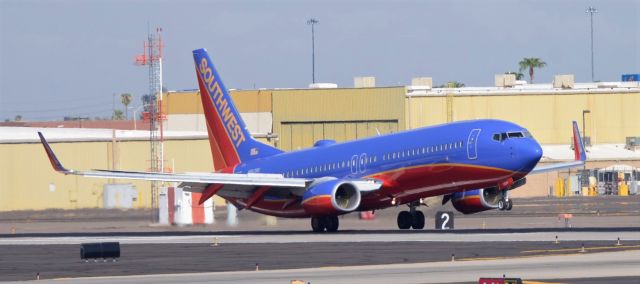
left=311, top=216, right=339, bottom=232
left=397, top=202, right=425, bottom=230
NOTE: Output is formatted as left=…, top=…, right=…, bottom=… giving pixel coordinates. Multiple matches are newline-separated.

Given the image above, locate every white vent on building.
left=308, top=83, right=338, bottom=89
left=411, top=77, right=433, bottom=89
left=354, top=77, right=376, bottom=88
left=495, top=74, right=516, bottom=87
left=553, top=74, right=575, bottom=89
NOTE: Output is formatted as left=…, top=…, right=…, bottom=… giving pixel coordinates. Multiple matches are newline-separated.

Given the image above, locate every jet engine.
left=302, top=179, right=361, bottom=215
left=449, top=188, right=503, bottom=214
left=447, top=178, right=526, bottom=214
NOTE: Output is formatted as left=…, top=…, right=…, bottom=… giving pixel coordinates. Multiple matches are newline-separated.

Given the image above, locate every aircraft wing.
left=38, top=132, right=306, bottom=188
left=529, top=161, right=584, bottom=175
left=529, top=121, right=587, bottom=175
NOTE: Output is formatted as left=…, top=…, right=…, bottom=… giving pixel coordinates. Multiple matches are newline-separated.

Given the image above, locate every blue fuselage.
left=228, top=119, right=542, bottom=217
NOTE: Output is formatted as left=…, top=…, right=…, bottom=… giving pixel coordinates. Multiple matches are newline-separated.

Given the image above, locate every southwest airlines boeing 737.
left=39, top=48, right=587, bottom=232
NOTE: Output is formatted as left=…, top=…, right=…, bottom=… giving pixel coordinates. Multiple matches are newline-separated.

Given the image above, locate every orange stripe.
left=301, top=194, right=331, bottom=205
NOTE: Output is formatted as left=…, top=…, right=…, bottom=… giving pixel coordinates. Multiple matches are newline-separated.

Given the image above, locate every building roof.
left=0, top=127, right=207, bottom=144
left=0, top=120, right=151, bottom=130
left=407, top=81, right=640, bottom=97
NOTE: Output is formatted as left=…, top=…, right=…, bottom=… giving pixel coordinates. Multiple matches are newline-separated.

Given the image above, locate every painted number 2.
left=435, top=211, right=454, bottom=230
left=440, top=213, right=450, bottom=229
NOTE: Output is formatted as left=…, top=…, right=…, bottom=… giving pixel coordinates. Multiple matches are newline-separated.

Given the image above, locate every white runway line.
left=1, top=231, right=639, bottom=245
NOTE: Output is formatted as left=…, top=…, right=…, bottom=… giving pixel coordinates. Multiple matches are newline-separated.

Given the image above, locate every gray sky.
left=1, top=0, right=638, bottom=121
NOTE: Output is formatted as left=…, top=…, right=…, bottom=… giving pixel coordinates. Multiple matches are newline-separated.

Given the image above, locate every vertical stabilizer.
left=193, top=48, right=282, bottom=170
left=572, top=121, right=587, bottom=161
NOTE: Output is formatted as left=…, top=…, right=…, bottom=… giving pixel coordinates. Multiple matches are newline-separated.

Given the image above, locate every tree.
left=113, top=110, right=125, bottom=120
left=446, top=81, right=465, bottom=88
left=435, top=81, right=466, bottom=88
left=14, top=115, right=22, bottom=122
left=518, top=58, right=547, bottom=83
left=120, top=93, right=133, bottom=119
left=505, top=71, right=524, bottom=80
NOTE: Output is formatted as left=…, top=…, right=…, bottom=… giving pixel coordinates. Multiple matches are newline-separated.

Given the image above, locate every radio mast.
left=135, top=27, right=165, bottom=221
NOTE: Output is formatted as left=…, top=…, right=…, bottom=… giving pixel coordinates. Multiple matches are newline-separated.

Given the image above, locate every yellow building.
left=165, top=82, right=640, bottom=148
left=0, top=129, right=217, bottom=211
left=1, top=80, right=639, bottom=211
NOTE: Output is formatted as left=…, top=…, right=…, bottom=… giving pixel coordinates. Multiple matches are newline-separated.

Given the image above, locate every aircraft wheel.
left=411, top=211, right=425, bottom=229
left=397, top=211, right=412, bottom=229
left=498, top=199, right=506, bottom=211
left=325, top=216, right=339, bottom=232
left=311, top=217, right=325, bottom=232
left=506, top=199, right=513, bottom=211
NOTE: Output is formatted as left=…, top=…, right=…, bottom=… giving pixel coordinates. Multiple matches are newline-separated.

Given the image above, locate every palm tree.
left=113, top=110, right=125, bottom=120
left=518, top=58, right=547, bottom=83
left=120, top=93, right=133, bottom=119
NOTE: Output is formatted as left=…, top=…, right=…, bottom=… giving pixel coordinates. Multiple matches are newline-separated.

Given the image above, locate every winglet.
left=571, top=121, right=587, bottom=161
left=38, top=132, right=71, bottom=174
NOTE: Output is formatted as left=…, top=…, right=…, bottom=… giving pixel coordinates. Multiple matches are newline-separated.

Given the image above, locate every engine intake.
left=302, top=179, right=361, bottom=215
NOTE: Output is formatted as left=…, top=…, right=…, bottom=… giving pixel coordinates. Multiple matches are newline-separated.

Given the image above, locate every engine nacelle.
left=450, top=188, right=503, bottom=214
left=302, top=179, right=361, bottom=216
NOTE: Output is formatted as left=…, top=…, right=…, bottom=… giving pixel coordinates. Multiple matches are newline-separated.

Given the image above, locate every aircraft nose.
left=519, top=139, right=543, bottom=171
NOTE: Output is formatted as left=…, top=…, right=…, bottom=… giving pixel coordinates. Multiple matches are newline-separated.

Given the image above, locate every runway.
left=1, top=196, right=638, bottom=283
left=4, top=250, right=639, bottom=283
left=1, top=230, right=639, bottom=282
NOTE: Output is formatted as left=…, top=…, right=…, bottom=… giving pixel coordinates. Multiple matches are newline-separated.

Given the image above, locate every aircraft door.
left=350, top=155, right=358, bottom=175
left=467, top=129, right=481, bottom=160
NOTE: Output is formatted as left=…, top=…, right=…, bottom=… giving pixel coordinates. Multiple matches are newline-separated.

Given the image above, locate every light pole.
left=582, top=109, right=591, bottom=170
left=307, top=18, right=319, bottom=84
left=585, top=6, right=598, bottom=82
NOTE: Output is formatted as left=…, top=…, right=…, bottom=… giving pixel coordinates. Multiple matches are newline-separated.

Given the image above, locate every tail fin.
left=193, top=48, right=282, bottom=170
left=571, top=121, right=587, bottom=161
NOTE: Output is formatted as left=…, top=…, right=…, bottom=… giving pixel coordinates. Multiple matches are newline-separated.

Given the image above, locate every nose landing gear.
left=498, top=191, right=513, bottom=211
left=397, top=202, right=425, bottom=229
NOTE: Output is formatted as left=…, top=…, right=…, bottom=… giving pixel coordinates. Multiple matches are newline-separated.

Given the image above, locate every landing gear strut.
left=311, top=216, right=339, bottom=232
left=397, top=202, right=425, bottom=230
left=498, top=191, right=513, bottom=211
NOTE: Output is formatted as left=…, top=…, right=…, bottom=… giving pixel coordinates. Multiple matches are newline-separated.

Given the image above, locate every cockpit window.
left=507, top=132, right=524, bottom=138
left=493, top=131, right=530, bottom=142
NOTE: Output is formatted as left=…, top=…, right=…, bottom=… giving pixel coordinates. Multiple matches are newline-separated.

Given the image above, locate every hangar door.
left=279, top=120, right=398, bottom=151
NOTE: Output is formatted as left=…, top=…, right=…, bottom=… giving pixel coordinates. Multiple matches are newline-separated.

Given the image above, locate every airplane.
left=38, top=48, right=587, bottom=232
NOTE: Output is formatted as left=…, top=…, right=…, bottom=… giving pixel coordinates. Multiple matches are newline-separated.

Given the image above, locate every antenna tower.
left=135, top=27, right=165, bottom=222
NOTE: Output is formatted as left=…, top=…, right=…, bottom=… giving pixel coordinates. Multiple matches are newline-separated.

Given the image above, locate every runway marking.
left=523, top=281, right=566, bottom=284
left=521, top=245, right=640, bottom=254
left=459, top=247, right=640, bottom=262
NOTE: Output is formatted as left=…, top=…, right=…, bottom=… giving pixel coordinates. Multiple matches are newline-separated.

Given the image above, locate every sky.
left=0, top=0, right=638, bottom=121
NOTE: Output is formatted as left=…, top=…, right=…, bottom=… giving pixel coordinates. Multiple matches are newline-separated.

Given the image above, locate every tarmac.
left=1, top=196, right=639, bottom=283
